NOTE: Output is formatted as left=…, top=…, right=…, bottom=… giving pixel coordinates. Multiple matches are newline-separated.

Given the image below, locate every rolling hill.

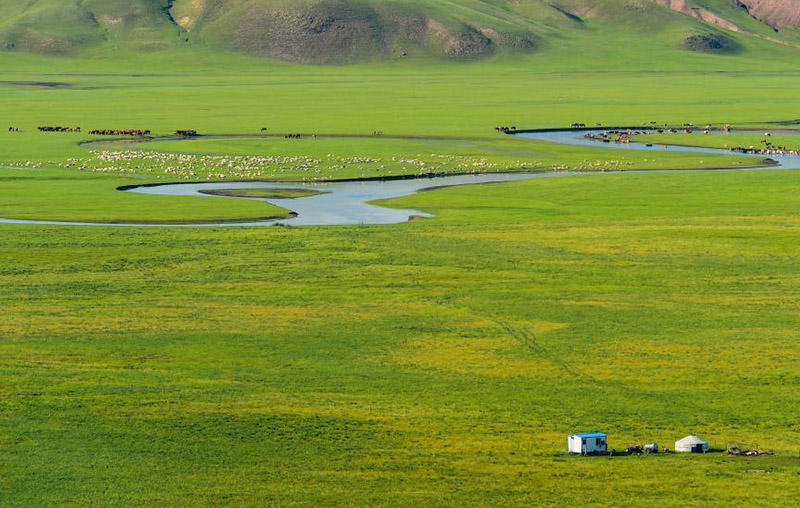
left=0, top=0, right=797, bottom=63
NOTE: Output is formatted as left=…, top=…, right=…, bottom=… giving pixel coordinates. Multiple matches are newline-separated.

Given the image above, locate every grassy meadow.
left=1, top=37, right=800, bottom=505
left=3, top=170, right=800, bottom=505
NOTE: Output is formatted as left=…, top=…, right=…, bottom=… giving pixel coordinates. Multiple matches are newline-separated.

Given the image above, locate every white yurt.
left=675, top=435, right=709, bottom=453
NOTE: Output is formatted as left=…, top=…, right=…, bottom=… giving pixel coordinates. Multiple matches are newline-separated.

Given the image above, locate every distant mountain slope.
left=170, top=0, right=547, bottom=63
left=0, top=0, right=796, bottom=62
left=0, top=0, right=180, bottom=55
left=737, top=0, right=800, bottom=30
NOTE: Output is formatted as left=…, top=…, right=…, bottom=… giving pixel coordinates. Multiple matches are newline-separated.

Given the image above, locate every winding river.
left=3, top=129, right=799, bottom=227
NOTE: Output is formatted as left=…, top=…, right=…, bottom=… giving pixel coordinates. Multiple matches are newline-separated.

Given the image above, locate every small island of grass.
left=199, top=187, right=328, bottom=199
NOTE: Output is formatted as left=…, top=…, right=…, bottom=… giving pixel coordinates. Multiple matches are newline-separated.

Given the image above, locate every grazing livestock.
left=261, top=128, right=268, bottom=132
left=175, top=130, right=198, bottom=137
left=90, top=129, right=150, bottom=136
left=571, top=123, right=587, bottom=128
left=729, top=144, right=798, bottom=156
left=38, top=126, right=81, bottom=133
left=584, top=130, right=633, bottom=144
left=284, top=134, right=302, bottom=139
left=494, top=125, right=517, bottom=133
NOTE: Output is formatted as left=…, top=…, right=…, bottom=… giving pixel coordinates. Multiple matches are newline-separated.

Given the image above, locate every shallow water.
left=125, top=172, right=561, bottom=227
left=3, top=129, right=800, bottom=227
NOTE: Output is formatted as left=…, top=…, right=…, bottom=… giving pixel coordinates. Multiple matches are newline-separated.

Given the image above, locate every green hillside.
left=0, top=0, right=797, bottom=62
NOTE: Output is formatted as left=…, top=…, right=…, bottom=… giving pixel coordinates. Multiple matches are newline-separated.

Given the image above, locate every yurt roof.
left=676, top=435, right=707, bottom=445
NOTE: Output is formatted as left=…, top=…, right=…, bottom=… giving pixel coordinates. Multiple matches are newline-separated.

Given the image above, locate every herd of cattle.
left=731, top=140, right=799, bottom=156
left=584, top=124, right=800, bottom=157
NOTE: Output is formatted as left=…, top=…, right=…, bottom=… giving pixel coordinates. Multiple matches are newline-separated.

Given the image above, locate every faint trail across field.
left=494, top=320, right=589, bottom=380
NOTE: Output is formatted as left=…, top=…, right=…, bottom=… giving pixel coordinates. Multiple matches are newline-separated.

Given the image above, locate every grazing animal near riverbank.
left=89, top=129, right=149, bottom=136
left=730, top=145, right=799, bottom=156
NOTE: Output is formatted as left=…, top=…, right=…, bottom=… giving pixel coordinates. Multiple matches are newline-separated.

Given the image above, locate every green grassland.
left=0, top=168, right=291, bottom=223
left=3, top=169, right=800, bottom=505
left=2, top=2, right=800, bottom=504
left=5, top=51, right=798, bottom=222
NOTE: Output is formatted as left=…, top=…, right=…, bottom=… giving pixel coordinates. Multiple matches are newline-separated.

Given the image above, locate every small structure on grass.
left=675, top=435, right=709, bottom=453
left=568, top=432, right=607, bottom=455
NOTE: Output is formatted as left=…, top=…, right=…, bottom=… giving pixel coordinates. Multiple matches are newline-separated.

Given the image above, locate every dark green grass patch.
left=199, top=188, right=328, bottom=199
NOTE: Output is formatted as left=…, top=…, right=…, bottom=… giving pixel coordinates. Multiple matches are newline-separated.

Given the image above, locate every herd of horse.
left=37, top=126, right=81, bottom=132
left=21, top=126, right=326, bottom=140
left=29, top=126, right=194, bottom=137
